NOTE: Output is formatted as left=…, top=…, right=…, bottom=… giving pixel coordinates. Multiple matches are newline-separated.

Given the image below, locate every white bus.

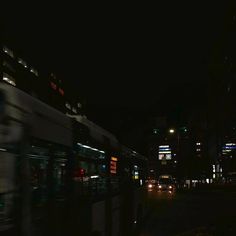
left=0, top=83, right=148, bottom=236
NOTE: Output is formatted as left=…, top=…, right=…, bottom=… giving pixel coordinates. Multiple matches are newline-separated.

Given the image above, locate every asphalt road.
left=139, top=186, right=236, bottom=236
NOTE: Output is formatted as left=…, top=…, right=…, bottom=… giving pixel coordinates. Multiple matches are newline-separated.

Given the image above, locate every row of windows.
left=65, top=102, right=78, bottom=114
left=2, top=73, right=16, bottom=86
left=1, top=73, right=79, bottom=115
left=2, top=46, right=39, bottom=77
left=2, top=72, right=77, bottom=115
left=2, top=45, right=82, bottom=115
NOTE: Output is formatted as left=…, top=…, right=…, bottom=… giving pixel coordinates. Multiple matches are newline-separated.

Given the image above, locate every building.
left=0, top=43, right=83, bottom=115
left=207, top=9, right=236, bottom=180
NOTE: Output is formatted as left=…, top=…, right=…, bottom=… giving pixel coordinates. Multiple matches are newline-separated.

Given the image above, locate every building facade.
left=0, top=43, right=83, bottom=116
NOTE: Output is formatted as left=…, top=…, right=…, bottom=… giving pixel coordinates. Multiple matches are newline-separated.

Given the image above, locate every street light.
left=168, top=128, right=179, bottom=159
left=169, top=129, right=175, bottom=134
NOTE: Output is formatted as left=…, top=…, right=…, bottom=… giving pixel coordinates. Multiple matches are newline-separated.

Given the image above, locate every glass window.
left=29, top=156, right=49, bottom=205
left=17, top=58, right=28, bottom=68
left=30, top=68, right=39, bottom=77
left=3, top=61, right=15, bottom=72
left=2, top=73, right=16, bottom=86
left=72, top=107, right=77, bottom=114
left=65, top=103, right=71, bottom=110
left=76, top=143, right=106, bottom=160
left=3, top=46, right=14, bottom=58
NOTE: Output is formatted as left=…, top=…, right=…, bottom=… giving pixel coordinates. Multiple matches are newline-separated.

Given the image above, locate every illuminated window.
left=3, top=73, right=16, bottom=86
left=72, top=107, right=77, bottom=114
left=18, top=58, right=28, bottom=68
left=3, top=46, right=14, bottom=58
left=153, top=128, right=158, bottom=134
left=30, top=68, right=39, bottom=76
left=65, top=103, right=71, bottom=110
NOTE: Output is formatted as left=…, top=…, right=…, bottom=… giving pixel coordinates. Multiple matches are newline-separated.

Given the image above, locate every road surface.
left=139, top=186, right=236, bottom=236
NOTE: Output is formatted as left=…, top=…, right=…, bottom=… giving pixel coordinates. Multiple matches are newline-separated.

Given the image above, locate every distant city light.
left=159, top=151, right=171, bottom=154
left=90, top=175, right=99, bottom=179
left=77, top=142, right=105, bottom=154
left=169, top=129, right=175, bottom=133
left=153, top=128, right=158, bottom=134
left=3, top=75, right=16, bottom=86
left=225, top=143, right=236, bottom=146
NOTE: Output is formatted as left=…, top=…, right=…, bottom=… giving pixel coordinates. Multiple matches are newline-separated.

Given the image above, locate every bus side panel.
left=92, top=200, right=106, bottom=236
left=31, top=113, right=72, bottom=147
left=111, top=195, right=121, bottom=236
left=0, top=152, right=17, bottom=232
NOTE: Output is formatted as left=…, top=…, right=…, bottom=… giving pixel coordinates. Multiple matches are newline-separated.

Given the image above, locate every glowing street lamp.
left=169, top=129, right=175, bottom=134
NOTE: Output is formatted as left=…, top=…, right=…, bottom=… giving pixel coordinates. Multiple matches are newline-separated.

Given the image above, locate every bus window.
left=0, top=91, right=5, bottom=121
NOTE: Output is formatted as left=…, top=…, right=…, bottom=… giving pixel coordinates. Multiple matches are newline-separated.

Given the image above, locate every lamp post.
left=169, top=128, right=180, bottom=153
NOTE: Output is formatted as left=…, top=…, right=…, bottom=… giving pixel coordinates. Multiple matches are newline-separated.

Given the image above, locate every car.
left=146, top=179, right=157, bottom=191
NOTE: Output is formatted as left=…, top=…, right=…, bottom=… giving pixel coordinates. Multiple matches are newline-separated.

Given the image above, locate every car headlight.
left=148, top=184, right=153, bottom=188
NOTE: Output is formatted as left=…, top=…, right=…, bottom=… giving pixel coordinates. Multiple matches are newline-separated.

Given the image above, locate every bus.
left=0, top=83, right=148, bottom=236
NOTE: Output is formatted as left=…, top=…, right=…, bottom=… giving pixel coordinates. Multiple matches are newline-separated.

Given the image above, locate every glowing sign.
left=159, top=175, right=171, bottom=178
left=158, top=145, right=172, bottom=160
left=110, top=156, right=118, bottom=174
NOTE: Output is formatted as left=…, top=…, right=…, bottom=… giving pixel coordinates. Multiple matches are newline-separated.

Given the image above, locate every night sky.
left=2, top=2, right=235, bottom=150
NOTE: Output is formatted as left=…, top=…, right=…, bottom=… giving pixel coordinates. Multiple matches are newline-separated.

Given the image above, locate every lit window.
left=30, top=68, right=39, bottom=76
left=196, top=149, right=201, bottom=152
left=72, top=107, right=77, bottom=114
left=65, top=103, right=71, bottom=110
left=3, top=46, right=14, bottom=58
left=18, top=58, right=28, bottom=68
left=3, top=73, right=16, bottom=86
left=153, top=128, right=158, bottom=134
left=196, top=142, right=201, bottom=146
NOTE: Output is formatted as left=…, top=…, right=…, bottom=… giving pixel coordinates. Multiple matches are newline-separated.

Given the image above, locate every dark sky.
left=2, top=2, right=235, bottom=145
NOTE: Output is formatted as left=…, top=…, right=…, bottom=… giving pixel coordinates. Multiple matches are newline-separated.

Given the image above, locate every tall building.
left=0, top=43, right=83, bottom=115
left=208, top=9, right=236, bottom=180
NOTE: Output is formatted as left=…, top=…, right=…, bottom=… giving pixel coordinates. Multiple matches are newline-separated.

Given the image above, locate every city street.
left=139, top=186, right=236, bottom=236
